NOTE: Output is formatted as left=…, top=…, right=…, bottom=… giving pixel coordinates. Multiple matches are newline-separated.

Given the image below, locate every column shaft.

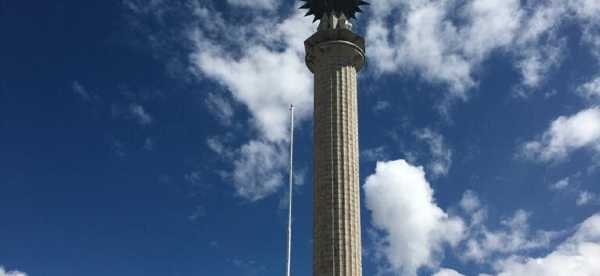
left=312, top=40, right=363, bottom=276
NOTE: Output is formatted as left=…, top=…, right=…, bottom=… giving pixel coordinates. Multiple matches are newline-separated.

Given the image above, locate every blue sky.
left=1, top=0, right=600, bottom=275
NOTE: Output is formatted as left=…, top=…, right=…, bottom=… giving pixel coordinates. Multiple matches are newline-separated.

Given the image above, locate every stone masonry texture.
left=305, top=29, right=365, bottom=276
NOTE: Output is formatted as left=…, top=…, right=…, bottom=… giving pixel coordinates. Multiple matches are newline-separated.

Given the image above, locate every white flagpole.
left=286, top=104, right=295, bottom=276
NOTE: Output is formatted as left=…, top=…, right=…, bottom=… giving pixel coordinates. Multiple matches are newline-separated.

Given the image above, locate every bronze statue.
left=300, top=0, right=369, bottom=21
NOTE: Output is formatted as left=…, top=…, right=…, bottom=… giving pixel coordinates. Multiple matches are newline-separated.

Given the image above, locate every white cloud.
left=366, top=0, right=600, bottom=97
left=433, top=268, right=465, bottom=276
left=366, top=0, right=521, bottom=97
left=459, top=189, right=482, bottom=213
left=367, top=1, right=475, bottom=96
left=373, top=100, right=391, bottom=113
left=363, top=161, right=589, bottom=274
left=522, top=107, right=600, bottom=162
left=516, top=42, right=564, bottom=90
left=123, top=0, right=166, bottom=16
left=582, top=27, right=600, bottom=60
left=364, top=160, right=465, bottom=276
left=206, top=136, right=231, bottom=158
left=576, top=191, right=597, bottom=206
left=461, top=0, right=522, bottom=61
left=189, top=8, right=313, bottom=142
left=187, top=6, right=314, bottom=200
left=513, top=0, right=566, bottom=90
left=548, top=174, right=598, bottom=206
left=569, top=0, right=600, bottom=60
left=205, top=92, right=234, bottom=126
left=461, top=208, right=558, bottom=263
left=551, top=177, right=571, bottom=190
left=578, top=77, right=600, bottom=100
left=129, top=103, right=153, bottom=125
left=569, top=0, right=600, bottom=21
left=0, top=267, right=26, bottom=276
left=515, top=0, right=565, bottom=45
left=493, top=213, right=600, bottom=276
left=226, top=0, right=278, bottom=11
left=362, top=146, right=389, bottom=162
left=192, top=41, right=311, bottom=141
left=414, top=128, right=452, bottom=177
left=232, top=140, right=287, bottom=201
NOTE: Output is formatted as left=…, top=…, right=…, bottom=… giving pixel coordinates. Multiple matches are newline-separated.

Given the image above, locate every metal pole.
left=286, top=104, right=295, bottom=276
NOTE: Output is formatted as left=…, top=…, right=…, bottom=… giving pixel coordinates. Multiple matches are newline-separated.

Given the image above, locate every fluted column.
left=306, top=29, right=365, bottom=276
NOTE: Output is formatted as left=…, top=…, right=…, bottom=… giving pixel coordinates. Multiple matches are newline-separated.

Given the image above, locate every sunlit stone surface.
left=306, top=26, right=365, bottom=276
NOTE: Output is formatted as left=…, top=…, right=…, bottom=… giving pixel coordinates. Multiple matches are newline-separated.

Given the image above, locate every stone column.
left=306, top=28, right=365, bottom=276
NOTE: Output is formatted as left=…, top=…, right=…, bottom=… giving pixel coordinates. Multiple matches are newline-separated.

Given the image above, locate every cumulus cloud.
left=521, top=107, right=600, bottom=162
left=550, top=177, right=571, bottom=190
left=576, top=191, right=597, bottom=206
left=547, top=174, right=598, bottom=207
left=459, top=189, right=482, bottom=213
left=363, top=162, right=591, bottom=274
left=367, top=0, right=476, bottom=96
left=492, top=213, right=600, bottom=276
left=204, top=137, right=285, bottom=201
left=232, top=140, right=287, bottom=201
left=515, top=42, right=564, bottom=90
left=512, top=0, right=567, bottom=91
left=414, top=128, right=452, bottom=177
left=461, top=206, right=558, bottom=263
left=570, top=0, right=600, bottom=19
left=366, top=0, right=600, bottom=97
left=578, top=77, right=600, bottom=100
left=366, top=0, right=521, bottom=96
left=570, top=0, right=600, bottom=54
left=364, top=160, right=465, bottom=276
left=0, top=267, right=26, bottom=276
left=206, top=136, right=232, bottom=158
left=190, top=11, right=313, bottom=141
left=187, top=4, right=314, bottom=200
left=362, top=146, right=389, bottom=162
left=124, top=0, right=314, bottom=201
left=582, top=27, right=600, bottom=60
left=134, top=0, right=600, bottom=202
left=432, top=268, right=465, bottom=276
left=226, top=0, right=278, bottom=11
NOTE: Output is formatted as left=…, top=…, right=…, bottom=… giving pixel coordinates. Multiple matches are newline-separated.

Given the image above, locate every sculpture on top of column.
left=299, top=0, right=370, bottom=21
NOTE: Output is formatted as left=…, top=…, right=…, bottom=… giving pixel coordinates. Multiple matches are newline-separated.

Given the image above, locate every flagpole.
left=286, top=104, right=295, bottom=276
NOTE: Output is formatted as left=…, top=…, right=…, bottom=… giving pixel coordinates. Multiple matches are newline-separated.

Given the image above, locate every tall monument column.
left=305, top=14, right=366, bottom=276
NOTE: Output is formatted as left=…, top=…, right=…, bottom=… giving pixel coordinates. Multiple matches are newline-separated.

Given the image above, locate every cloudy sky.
left=1, top=0, right=600, bottom=275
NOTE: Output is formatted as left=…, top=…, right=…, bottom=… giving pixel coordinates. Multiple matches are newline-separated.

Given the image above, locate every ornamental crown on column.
left=300, top=0, right=368, bottom=72
left=299, top=0, right=369, bottom=21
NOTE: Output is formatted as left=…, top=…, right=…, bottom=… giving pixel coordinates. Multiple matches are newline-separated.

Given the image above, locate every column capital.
left=305, top=29, right=366, bottom=73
